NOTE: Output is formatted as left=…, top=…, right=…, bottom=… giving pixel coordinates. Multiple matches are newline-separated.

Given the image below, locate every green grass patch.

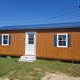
left=0, top=58, right=80, bottom=79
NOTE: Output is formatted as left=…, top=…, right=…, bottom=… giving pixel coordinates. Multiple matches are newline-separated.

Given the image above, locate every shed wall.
left=0, top=31, right=25, bottom=56
left=0, top=28, right=80, bottom=61
left=36, top=28, right=80, bottom=61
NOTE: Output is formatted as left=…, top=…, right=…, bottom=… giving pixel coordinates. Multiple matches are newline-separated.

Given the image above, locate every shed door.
left=25, top=32, right=36, bottom=55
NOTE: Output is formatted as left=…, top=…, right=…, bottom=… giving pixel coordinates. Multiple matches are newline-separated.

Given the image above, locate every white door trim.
left=25, top=32, right=36, bottom=56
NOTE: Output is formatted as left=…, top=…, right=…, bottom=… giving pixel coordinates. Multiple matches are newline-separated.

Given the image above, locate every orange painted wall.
left=36, top=28, right=80, bottom=61
left=0, top=28, right=80, bottom=61
left=0, top=31, right=25, bottom=56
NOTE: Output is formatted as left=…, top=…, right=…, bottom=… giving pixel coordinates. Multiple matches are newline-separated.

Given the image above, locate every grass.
left=0, top=58, right=80, bottom=80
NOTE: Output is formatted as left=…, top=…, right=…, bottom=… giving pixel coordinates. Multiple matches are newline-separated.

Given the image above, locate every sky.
left=0, top=0, right=80, bottom=26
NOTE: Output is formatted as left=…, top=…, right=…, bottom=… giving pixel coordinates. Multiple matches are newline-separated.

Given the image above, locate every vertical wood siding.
left=0, top=31, right=25, bottom=56
left=36, top=28, right=80, bottom=61
left=0, top=28, right=80, bottom=61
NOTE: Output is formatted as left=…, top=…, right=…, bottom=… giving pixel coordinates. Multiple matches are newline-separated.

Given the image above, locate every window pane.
left=2, top=35, right=9, bottom=45
left=63, top=35, right=66, bottom=40
left=31, top=38, right=34, bottom=40
left=28, top=34, right=34, bottom=44
left=29, top=38, right=31, bottom=40
left=58, top=34, right=67, bottom=46
left=3, top=36, right=6, bottom=39
left=29, top=37, right=33, bottom=40
left=3, top=36, right=8, bottom=39
left=59, top=37, right=62, bottom=40
left=3, top=40, right=7, bottom=44
left=59, top=41, right=63, bottom=45
left=29, top=34, right=34, bottom=38
left=28, top=40, right=34, bottom=44
left=28, top=41, right=30, bottom=44
left=31, top=41, right=34, bottom=44
left=62, top=41, right=66, bottom=46
left=31, top=35, right=34, bottom=38
left=59, top=35, right=63, bottom=38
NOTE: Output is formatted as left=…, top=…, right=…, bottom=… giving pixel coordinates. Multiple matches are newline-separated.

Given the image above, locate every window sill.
left=57, top=46, right=68, bottom=48
left=2, top=44, right=9, bottom=46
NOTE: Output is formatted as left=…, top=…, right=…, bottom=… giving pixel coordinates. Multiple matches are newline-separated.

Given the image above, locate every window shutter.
left=0, top=36, right=2, bottom=45
left=9, top=35, right=11, bottom=45
left=54, top=35, right=57, bottom=46
left=68, top=35, right=71, bottom=47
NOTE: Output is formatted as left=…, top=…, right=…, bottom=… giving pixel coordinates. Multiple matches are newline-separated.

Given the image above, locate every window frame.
left=2, top=34, right=9, bottom=46
left=57, top=33, right=68, bottom=48
left=28, top=34, right=34, bottom=44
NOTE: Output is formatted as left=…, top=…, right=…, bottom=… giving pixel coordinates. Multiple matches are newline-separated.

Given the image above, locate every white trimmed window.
left=57, top=34, right=68, bottom=48
left=2, top=34, right=9, bottom=46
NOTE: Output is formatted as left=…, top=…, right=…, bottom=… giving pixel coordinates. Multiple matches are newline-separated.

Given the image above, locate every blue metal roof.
left=0, top=22, right=80, bottom=30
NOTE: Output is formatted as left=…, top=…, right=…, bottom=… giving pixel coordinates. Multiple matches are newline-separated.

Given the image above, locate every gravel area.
left=41, top=72, right=80, bottom=80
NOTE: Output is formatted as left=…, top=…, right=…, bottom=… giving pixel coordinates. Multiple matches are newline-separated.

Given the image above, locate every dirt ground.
left=41, top=72, right=80, bottom=80
left=0, top=78, right=19, bottom=80
left=0, top=72, right=80, bottom=80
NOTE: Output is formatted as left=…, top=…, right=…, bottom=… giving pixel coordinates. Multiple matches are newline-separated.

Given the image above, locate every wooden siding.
left=0, top=31, right=25, bottom=56
left=0, top=28, right=80, bottom=61
left=36, top=28, right=80, bottom=61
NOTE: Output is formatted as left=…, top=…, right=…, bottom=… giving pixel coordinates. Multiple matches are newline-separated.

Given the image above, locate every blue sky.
left=0, top=0, right=80, bottom=26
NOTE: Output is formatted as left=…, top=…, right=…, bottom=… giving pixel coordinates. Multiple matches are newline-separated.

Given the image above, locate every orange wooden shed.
left=0, top=22, right=80, bottom=61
